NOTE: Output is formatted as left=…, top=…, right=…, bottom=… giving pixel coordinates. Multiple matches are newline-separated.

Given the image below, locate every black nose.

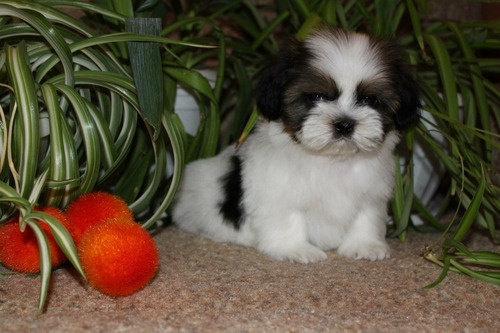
left=333, top=119, right=355, bottom=137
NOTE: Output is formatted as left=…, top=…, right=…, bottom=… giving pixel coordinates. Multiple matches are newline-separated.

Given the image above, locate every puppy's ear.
left=255, top=52, right=292, bottom=120
left=394, top=68, right=421, bottom=132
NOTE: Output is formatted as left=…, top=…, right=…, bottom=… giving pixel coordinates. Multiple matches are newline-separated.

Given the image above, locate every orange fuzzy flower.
left=66, top=192, right=134, bottom=245
left=78, top=218, right=159, bottom=297
left=0, top=206, right=71, bottom=273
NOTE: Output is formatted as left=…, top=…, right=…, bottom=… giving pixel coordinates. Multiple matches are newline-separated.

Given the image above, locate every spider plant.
left=0, top=0, right=222, bottom=312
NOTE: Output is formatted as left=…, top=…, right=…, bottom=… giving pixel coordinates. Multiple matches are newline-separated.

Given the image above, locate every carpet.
left=1, top=226, right=499, bottom=332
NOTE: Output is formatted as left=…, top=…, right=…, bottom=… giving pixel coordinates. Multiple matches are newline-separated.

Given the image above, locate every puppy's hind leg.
left=255, top=212, right=327, bottom=264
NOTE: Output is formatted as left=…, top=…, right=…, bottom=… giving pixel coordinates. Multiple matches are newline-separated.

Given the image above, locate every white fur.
left=172, top=29, right=412, bottom=263
left=310, top=32, right=383, bottom=84
left=173, top=119, right=397, bottom=263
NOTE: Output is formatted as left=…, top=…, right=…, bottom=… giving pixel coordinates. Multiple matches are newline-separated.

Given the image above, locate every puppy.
left=172, top=27, right=420, bottom=263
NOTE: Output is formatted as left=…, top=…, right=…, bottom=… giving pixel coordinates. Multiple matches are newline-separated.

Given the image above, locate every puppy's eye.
left=359, top=95, right=380, bottom=107
left=306, top=93, right=327, bottom=103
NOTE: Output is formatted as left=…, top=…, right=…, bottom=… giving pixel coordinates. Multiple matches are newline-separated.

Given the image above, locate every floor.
left=1, top=226, right=499, bottom=332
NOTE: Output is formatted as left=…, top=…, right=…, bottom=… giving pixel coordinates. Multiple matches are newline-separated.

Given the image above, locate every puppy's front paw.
left=337, top=239, right=390, bottom=261
left=262, top=243, right=327, bottom=264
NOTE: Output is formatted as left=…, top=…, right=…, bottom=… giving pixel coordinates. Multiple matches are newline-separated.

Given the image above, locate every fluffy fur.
left=172, top=27, right=420, bottom=263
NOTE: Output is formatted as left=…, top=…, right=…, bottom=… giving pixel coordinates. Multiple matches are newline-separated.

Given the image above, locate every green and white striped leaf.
left=4, top=42, right=40, bottom=199
left=0, top=2, right=74, bottom=87
left=24, top=210, right=85, bottom=279
left=23, top=219, right=51, bottom=314
left=54, top=85, right=101, bottom=195
left=41, top=83, right=79, bottom=207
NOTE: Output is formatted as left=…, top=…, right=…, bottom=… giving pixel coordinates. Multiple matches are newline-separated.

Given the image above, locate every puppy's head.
left=256, top=27, right=420, bottom=156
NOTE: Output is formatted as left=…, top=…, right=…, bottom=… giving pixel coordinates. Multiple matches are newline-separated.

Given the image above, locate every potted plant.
left=0, top=0, right=225, bottom=312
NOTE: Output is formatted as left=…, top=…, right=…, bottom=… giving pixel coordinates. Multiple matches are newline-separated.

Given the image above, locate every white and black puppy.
left=172, top=27, right=420, bottom=263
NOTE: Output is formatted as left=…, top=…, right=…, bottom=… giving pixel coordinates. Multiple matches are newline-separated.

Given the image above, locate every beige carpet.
left=1, top=226, right=499, bottom=332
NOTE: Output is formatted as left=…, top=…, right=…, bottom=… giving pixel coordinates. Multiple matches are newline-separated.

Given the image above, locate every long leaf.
left=40, top=84, right=79, bottom=207
left=425, top=254, right=452, bottom=289
left=198, top=102, right=220, bottom=158
left=111, top=0, right=134, bottom=18
left=406, top=0, right=425, bottom=52
left=126, top=17, right=163, bottom=141
left=389, top=142, right=414, bottom=240
left=236, top=107, right=259, bottom=147
left=83, top=99, right=117, bottom=170
left=0, top=2, right=73, bottom=87
left=164, top=67, right=217, bottom=104
left=1, top=0, right=96, bottom=37
left=24, top=210, right=85, bottom=279
left=0, top=181, right=31, bottom=220
left=450, top=258, right=500, bottom=285
left=448, top=22, right=492, bottom=159
left=38, top=0, right=126, bottom=22
left=98, top=102, right=138, bottom=183
left=452, top=166, right=486, bottom=242
left=23, top=219, right=51, bottom=314
left=319, top=0, right=337, bottom=26
left=222, top=59, right=253, bottom=147
left=128, top=137, right=166, bottom=214
left=46, top=71, right=139, bottom=108
left=4, top=42, right=39, bottom=200
left=114, top=142, right=152, bottom=204
left=424, top=34, right=459, bottom=120
left=296, top=12, right=323, bottom=41
left=141, top=112, right=185, bottom=229
left=251, top=11, right=289, bottom=51
left=289, top=0, right=310, bottom=19
left=55, top=85, right=101, bottom=194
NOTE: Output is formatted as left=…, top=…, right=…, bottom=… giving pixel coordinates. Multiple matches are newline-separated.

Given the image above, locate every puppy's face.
left=257, top=28, right=420, bottom=157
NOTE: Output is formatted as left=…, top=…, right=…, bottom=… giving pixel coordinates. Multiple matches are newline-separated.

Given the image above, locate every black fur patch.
left=284, top=68, right=340, bottom=135
left=355, top=80, right=398, bottom=133
left=218, top=155, right=245, bottom=230
left=370, top=39, right=421, bottom=131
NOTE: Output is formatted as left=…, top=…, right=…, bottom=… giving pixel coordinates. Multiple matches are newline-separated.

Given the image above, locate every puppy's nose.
left=333, top=119, right=355, bottom=137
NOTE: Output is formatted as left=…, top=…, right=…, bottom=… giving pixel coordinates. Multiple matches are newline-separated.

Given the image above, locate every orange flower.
left=78, top=218, right=159, bottom=297
left=0, top=206, right=71, bottom=273
left=66, top=192, right=134, bottom=245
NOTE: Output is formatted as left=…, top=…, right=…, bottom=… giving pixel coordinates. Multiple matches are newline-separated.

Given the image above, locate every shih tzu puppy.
left=172, top=27, right=420, bottom=263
